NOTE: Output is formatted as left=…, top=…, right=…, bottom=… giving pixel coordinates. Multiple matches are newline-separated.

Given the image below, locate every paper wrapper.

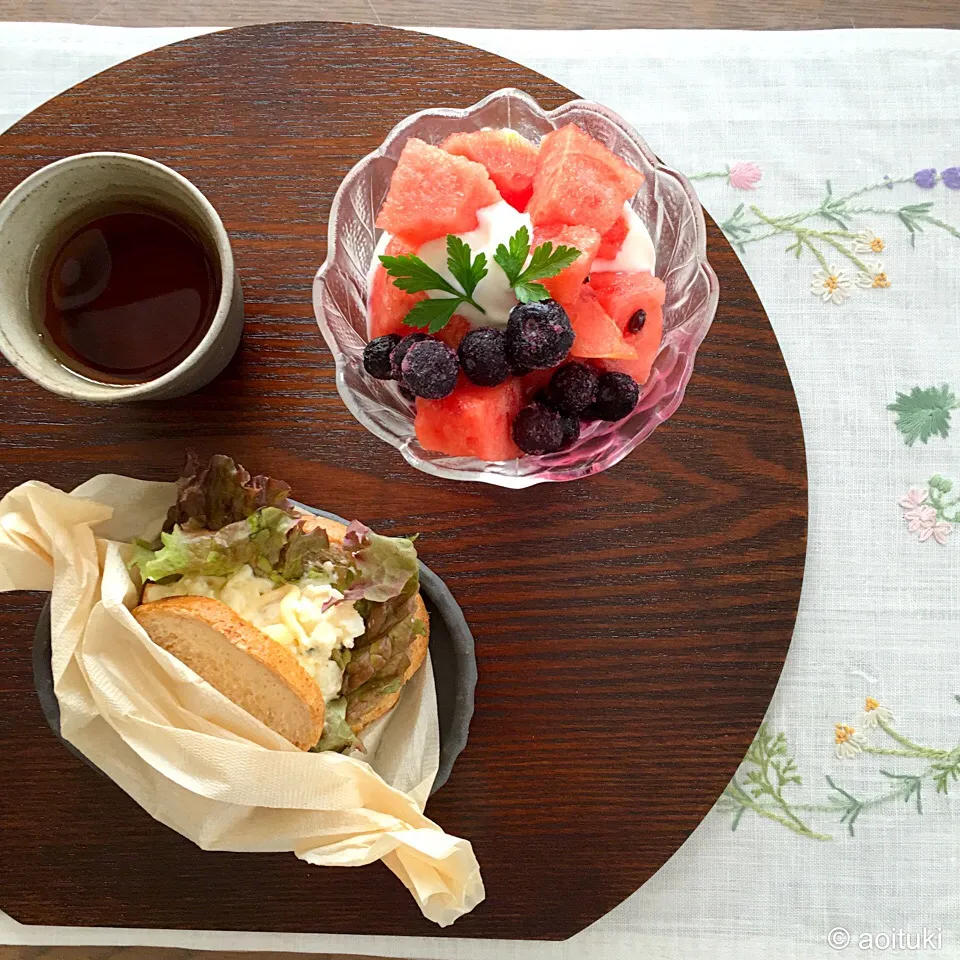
left=0, top=474, right=484, bottom=927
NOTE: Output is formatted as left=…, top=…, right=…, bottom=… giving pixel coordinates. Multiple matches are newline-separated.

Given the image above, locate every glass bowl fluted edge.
left=312, top=88, right=720, bottom=488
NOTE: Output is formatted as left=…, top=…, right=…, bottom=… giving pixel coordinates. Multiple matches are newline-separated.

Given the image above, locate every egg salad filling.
left=144, top=564, right=366, bottom=702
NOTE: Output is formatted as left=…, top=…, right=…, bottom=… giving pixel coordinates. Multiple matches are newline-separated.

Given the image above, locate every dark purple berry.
left=586, top=371, right=640, bottom=421
left=511, top=402, right=564, bottom=455
left=401, top=339, right=459, bottom=400
left=363, top=334, right=402, bottom=380
left=389, top=332, right=428, bottom=380
left=505, top=300, right=575, bottom=370
left=558, top=414, right=581, bottom=449
left=547, top=362, right=599, bottom=416
left=458, top=328, right=510, bottom=387
left=399, top=383, right=416, bottom=403
left=627, top=309, right=647, bottom=334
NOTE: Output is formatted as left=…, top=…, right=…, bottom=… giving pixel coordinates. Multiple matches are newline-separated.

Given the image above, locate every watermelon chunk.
left=588, top=272, right=666, bottom=383
left=597, top=213, right=629, bottom=260
left=368, top=237, right=427, bottom=339
left=527, top=125, right=645, bottom=234
left=435, top=315, right=472, bottom=349
left=566, top=288, right=637, bottom=360
left=532, top=224, right=601, bottom=305
left=415, top=376, right=524, bottom=461
left=376, top=138, right=500, bottom=246
left=441, top=129, right=539, bottom=212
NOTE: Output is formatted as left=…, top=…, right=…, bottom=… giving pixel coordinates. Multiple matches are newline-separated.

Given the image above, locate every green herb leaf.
left=519, top=241, right=582, bottom=284
left=379, top=253, right=460, bottom=297
left=495, top=229, right=581, bottom=303
left=493, top=224, right=531, bottom=285
left=513, top=280, right=553, bottom=304
left=402, top=296, right=462, bottom=334
left=888, top=384, right=959, bottom=446
left=446, top=235, right=488, bottom=299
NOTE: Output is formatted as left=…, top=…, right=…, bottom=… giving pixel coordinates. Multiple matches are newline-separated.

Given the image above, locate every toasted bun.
left=350, top=593, right=430, bottom=734
left=132, top=596, right=325, bottom=751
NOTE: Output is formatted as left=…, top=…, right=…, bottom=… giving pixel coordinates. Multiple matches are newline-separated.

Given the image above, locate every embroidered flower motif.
left=883, top=175, right=895, bottom=189
left=862, top=697, right=894, bottom=729
left=728, top=162, right=763, bottom=190
left=853, top=230, right=885, bottom=254
left=899, top=487, right=953, bottom=543
left=855, top=261, right=890, bottom=289
left=941, top=167, right=960, bottom=190
left=914, top=168, right=938, bottom=188
left=811, top=266, right=853, bottom=305
left=835, top=723, right=866, bottom=759
left=920, top=519, right=953, bottom=545
left=899, top=487, right=929, bottom=514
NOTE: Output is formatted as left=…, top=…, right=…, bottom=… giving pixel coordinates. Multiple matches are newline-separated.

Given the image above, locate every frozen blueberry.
left=558, top=414, right=581, bottom=449
left=401, top=339, right=459, bottom=399
left=547, top=362, right=599, bottom=416
left=586, top=371, right=640, bottom=421
left=511, top=402, right=564, bottom=455
left=458, top=328, right=511, bottom=387
left=363, top=334, right=402, bottom=380
left=505, top=300, right=575, bottom=371
left=627, top=309, right=647, bottom=334
left=399, top=383, right=416, bottom=403
left=389, top=332, right=428, bottom=380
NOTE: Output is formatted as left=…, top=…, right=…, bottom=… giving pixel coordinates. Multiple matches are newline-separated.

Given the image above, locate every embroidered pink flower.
left=919, top=519, right=953, bottom=544
left=728, top=162, right=763, bottom=190
left=898, top=487, right=929, bottom=516
left=906, top=505, right=936, bottom=533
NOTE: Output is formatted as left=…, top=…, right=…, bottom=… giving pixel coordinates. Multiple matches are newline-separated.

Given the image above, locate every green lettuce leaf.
left=311, top=697, right=363, bottom=753
left=338, top=521, right=419, bottom=605
left=277, top=523, right=345, bottom=583
left=166, top=452, right=293, bottom=532
left=134, top=506, right=297, bottom=582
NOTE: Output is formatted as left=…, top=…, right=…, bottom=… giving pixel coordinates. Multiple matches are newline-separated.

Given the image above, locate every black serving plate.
left=33, top=504, right=477, bottom=795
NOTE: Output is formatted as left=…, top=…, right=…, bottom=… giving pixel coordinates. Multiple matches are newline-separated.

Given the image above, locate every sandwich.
left=129, top=453, right=428, bottom=753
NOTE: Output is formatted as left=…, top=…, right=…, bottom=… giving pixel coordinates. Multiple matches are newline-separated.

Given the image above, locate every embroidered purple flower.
left=883, top=175, right=894, bottom=189
left=914, top=168, right=938, bottom=188
left=941, top=167, right=960, bottom=190
left=728, top=162, right=763, bottom=190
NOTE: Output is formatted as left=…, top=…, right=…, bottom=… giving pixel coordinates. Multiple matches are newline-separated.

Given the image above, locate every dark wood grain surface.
left=0, top=22, right=806, bottom=942
left=3, top=0, right=959, bottom=29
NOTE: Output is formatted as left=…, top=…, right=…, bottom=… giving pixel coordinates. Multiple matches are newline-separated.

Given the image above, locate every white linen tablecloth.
left=1, top=22, right=959, bottom=960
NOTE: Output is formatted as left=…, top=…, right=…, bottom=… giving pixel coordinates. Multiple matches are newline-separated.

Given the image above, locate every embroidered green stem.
left=688, top=169, right=729, bottom=181
left=876, top=717, right=950, bottom=757
left=749, top=207, right=869, bottom=272
left=926, top=477, right=960, bottom=523
left=723, top=780, right=832, bottom=840
left=861, top=744, right=942, bottom=759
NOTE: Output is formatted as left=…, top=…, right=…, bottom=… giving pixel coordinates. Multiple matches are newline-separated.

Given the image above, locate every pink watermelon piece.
left=368, top=237, right=427, bottom=339
left=588, top=272, right=665, bottom=383
left=527, top=125, right=645, bottom=235
left=441, top=130, right=539, bottom=212
left=532, top=223, right=601, bottom=305
left=566, top=288, right=637, bottom=360
left=435, top=315, right=472, bottom=349
left=415, top=376, right=524, bottom=461
left=597, top=213, right=629, bottom=260
left=376, top=138, right=500, bottom=246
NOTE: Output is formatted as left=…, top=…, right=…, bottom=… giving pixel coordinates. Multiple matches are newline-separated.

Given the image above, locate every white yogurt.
left=416, top=201, right=531, bottom=327
left=591, top=202, right=656, bottom=275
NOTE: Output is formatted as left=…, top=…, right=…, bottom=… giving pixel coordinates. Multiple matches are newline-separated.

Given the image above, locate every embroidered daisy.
left=861, top=697, right=894, bottom=729
left=811, top=266, right=853, bottom=305
left=834, top=723, right=866, bottom=759
left=853, top=230, right=885, bottom=255
left=855, top=261, right=891, bottom=289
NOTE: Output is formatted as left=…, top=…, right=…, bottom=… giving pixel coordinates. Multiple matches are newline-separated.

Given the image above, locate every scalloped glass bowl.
left=313, top=89, right=719, bottom=488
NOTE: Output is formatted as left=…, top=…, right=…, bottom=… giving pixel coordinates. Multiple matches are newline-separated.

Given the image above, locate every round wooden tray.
left=0, top=22, right=806, bottom=941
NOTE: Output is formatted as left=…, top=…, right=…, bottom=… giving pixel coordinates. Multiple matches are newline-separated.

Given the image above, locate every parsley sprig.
left=379, top=235, right=487, bottom=333
left=379, top=226, right=582, bottom=332
left=494, top=226, right=581, bottom=303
